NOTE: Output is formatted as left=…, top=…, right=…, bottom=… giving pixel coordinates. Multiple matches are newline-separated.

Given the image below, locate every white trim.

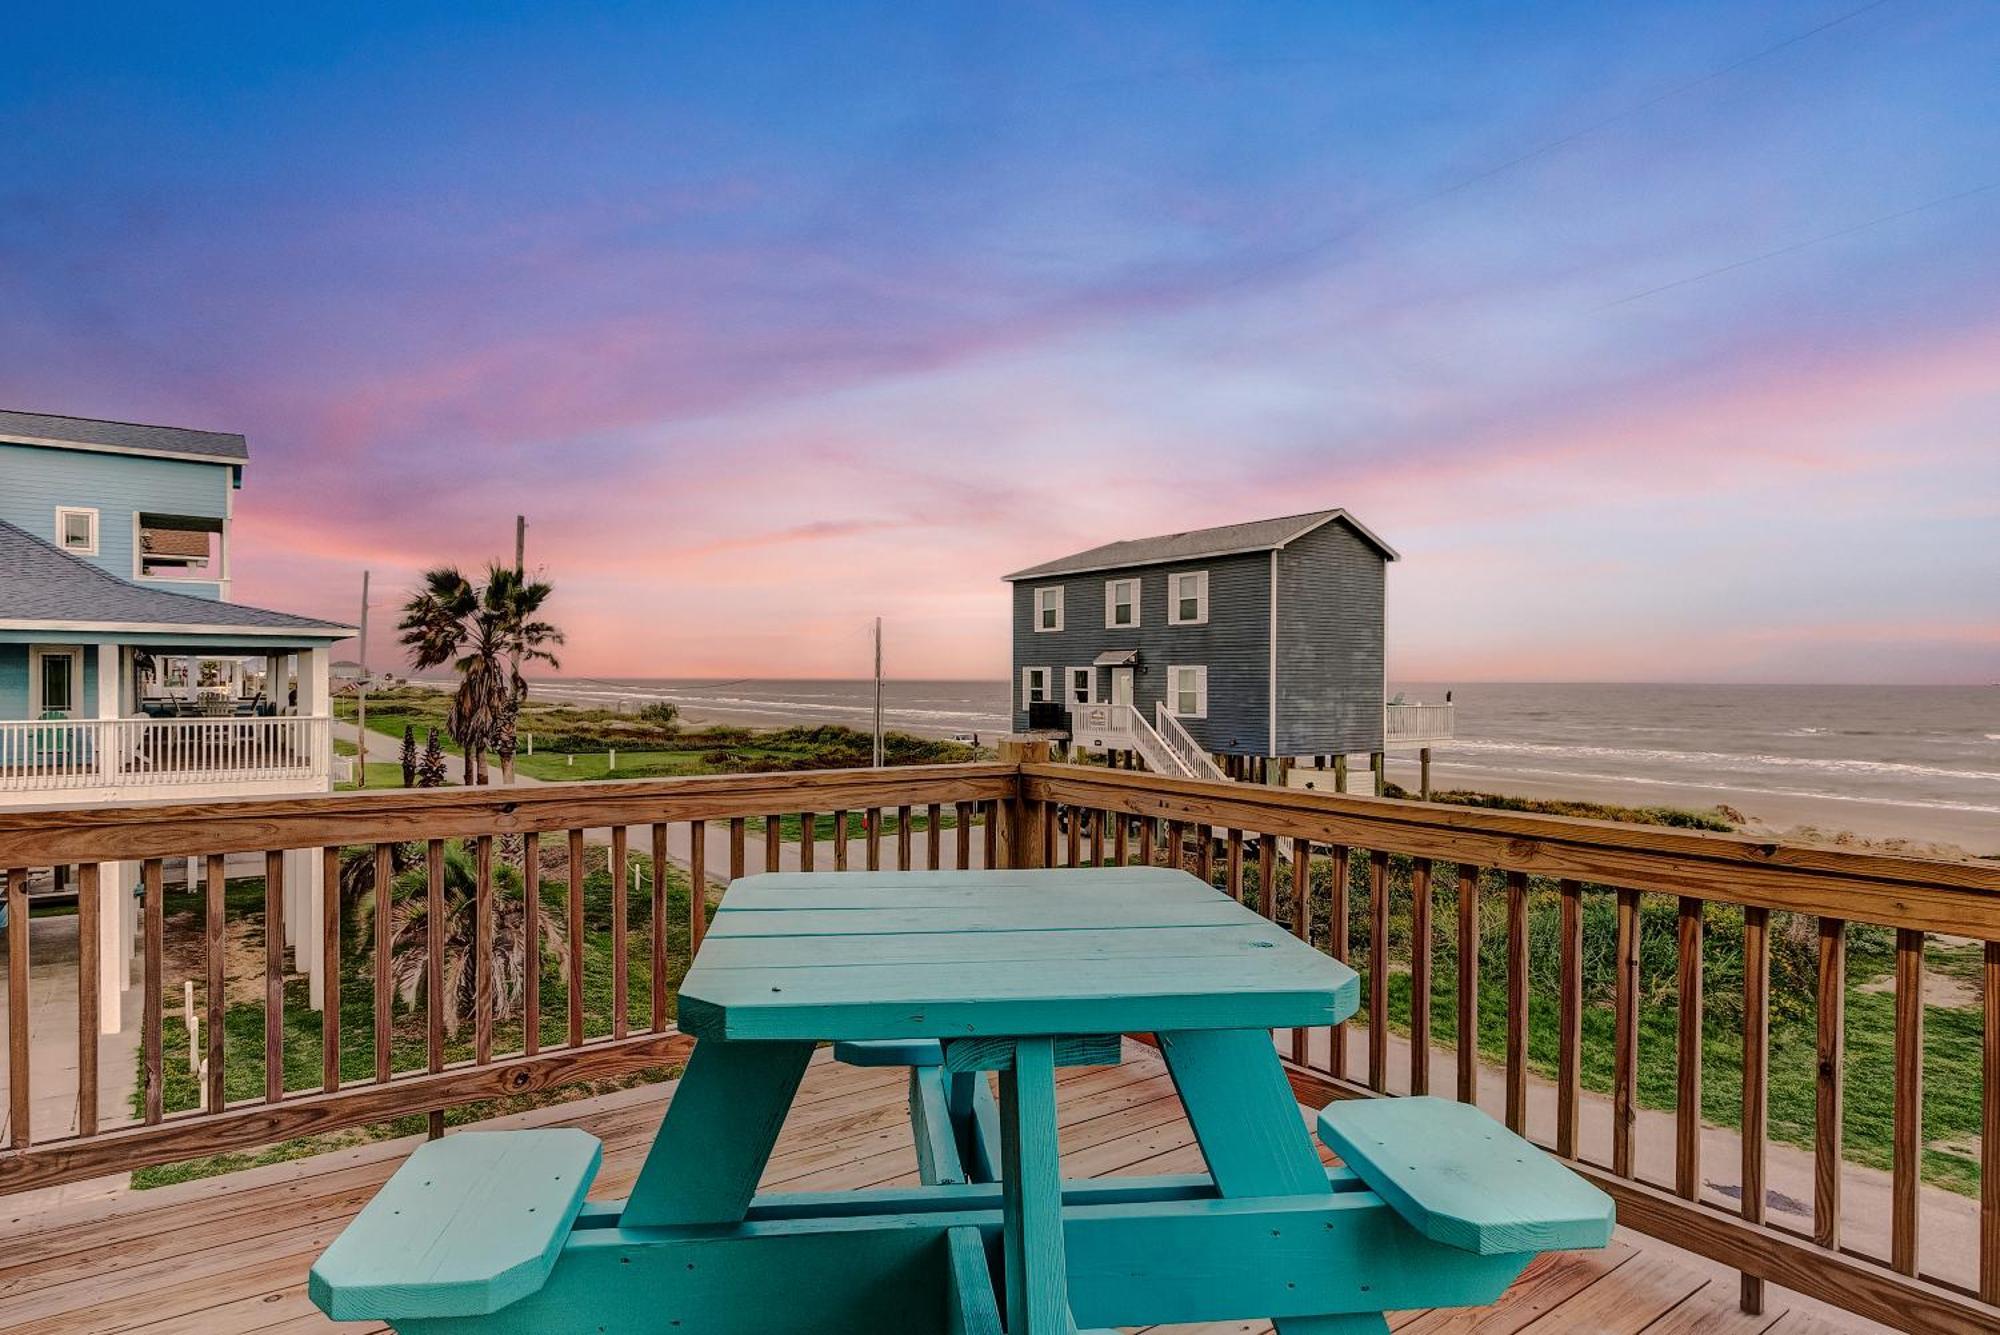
left=1103, top=576, right=1140, bottom=629
left=55, top=506, right=100, bottom=556
left=1268, top=549, right=1279, bottom=756
left=0, top=618, right=355, bottom=637
left=0, top=432, right=245, bottom=467
left=1165, top=664, right=1208, bottom=720
left=1032, top=585, right=1064, bottom=633
left=1167, top=570, right=1209, bottom=626
left=1065, top=665, right=1094, bottom=707
left=1020, top=665, right=1053, bottom=708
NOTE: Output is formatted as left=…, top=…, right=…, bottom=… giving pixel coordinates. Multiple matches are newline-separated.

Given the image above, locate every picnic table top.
left=676, top=867, right=1359, bottom=1043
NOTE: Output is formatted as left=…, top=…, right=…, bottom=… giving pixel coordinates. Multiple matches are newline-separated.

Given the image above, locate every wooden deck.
left=0, top=1044, right=1888, bottom=1335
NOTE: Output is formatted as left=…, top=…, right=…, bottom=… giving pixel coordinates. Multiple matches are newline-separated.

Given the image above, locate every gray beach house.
left=1004, top=508, right=1449, bottom=785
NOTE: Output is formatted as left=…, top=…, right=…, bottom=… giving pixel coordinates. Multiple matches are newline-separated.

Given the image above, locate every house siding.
left=1009, top=553, right=1271, bottom=755
left=1274, top=517, right=1386, bottom=755
left=0, top=441, right=231, bottom=599
left=0, top=642, right=100, bottom=721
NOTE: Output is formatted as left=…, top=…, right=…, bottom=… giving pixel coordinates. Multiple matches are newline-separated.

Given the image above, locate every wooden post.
left=1419, top=747, right=1432, bottom=800
left=1370, top=751, right=1385, bottom=796
left=1333, top=754, right=1348, bottom=793
left=999, top=739, right=1050, bottom=868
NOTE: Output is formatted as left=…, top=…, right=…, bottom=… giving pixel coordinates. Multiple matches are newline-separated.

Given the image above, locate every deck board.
left=0, top=1045, right=1888, bottom=1335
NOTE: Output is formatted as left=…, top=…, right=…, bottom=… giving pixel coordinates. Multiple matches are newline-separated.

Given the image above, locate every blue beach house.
left=0, top=409, right=355, bottom=1031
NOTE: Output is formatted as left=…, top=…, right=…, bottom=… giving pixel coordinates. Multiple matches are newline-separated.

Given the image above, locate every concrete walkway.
left=0, top=913, right=144, bottom=1146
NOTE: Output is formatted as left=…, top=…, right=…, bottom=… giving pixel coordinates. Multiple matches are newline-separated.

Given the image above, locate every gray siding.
left=1010, top=553, right=1271, bottom=755
left=1274, top=518, right=1385, bottom=754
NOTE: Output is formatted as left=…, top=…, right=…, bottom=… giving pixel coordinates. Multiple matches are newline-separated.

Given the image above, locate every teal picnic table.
left=312, top=867, right=1612, bottom=1334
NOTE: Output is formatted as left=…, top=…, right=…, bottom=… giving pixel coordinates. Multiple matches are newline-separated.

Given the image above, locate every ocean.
left=522, top=677, right=1999, bottom=846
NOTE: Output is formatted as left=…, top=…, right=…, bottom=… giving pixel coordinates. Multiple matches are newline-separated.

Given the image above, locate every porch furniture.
left=310, top=867, right=1612, bottom=1333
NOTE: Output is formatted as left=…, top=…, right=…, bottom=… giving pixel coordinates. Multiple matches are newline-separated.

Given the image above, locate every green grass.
left=133, top=851, right=706, bottom=1187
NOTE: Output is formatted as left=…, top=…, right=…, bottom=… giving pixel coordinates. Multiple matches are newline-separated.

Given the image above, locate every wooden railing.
left=1021, top=762, right=2000, bottom=1334
left=0, top=754, right=1995, bottom=1333
left=0, top=716, right=330, bottom=793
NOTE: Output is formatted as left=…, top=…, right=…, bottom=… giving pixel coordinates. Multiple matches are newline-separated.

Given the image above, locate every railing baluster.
left=1456, top=866, right=1479, bottom=1105
left=651, top=824, right=668, bottom=1030
left=1892, top=928, right=1923, bottom=1275
left=689, top=820, right=708, bottom=953
left=1259, top=835, right=1278, bottom=919
left=1225, top=830, right=1243, bottom=901
left=322, top=845, right=343, bottom=1092
left=1112, top=809, right=1128, bottom=866
left=983, top=800, right=999, bottom=868
left=729, top=817, right=746, bottom=882
left=927, top=803, right=942, bottom=870
left=7, top=865, right=30, bottom=1146
left=74, top=864, right=100, bottom=1134
left=1137, top=814, right=1153, bottom=867
left=479, top=833, right=499, bottom=1057
left=567, top=830, right=585, bottom=1047
left=1557, top=878, right=1582, bottom=1158
left=523, top=832, right=541, bottom=1057
left=798, top=812, right=816, bottom=872
left=375, top=843, right=393, bottom=1079
left=426, top=840, right=445, bottom=1081
left=266, top=850, right=287, bottom=1104
left=1410, top=857, right=1432, bottom=1096
left=1983, top=938, right=2000, bottom=1304
left=1066, top=806, right=1082, bottom=868
left=1506, top=870, right=1529, bottom=1134
left=1369, top=849, right=1388, bottom=1093
left=833, top=809, right=850, bottom=871
left=1292, top=837, right=1313, bottom=1066
left=1676, top=895, right=1703, bottom=1199
left=1197, top=825, right=1214, bottom=885
left=764, top=815, right=781, bottom=873
left=1330, top=845, right=1351, bottom=1080
left=865, top=808, right=881, bottom=870
left=1741, top=906, right=1770, bottom=1314
left=1816, top=917, right=1845, bottom=1249
left=1614, top=887, right=1640, bottom=1175
left=1084, top=807, right=1101, bottom=867
left=897, top=804, right=913, bottom=871
left=959, top=801, right=975, bottom=870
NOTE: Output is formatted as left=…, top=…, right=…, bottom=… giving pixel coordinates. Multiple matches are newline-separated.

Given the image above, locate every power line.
left=1599, top=181, right=1999, bottom=308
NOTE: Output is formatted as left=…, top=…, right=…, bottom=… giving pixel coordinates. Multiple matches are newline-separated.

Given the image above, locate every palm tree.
left=397, top=563, right=562, bottom=784
left=375, top=842, right=568, bottom=1038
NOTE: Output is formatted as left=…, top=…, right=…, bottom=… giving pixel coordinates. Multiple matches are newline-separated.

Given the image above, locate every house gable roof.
left=0, top=520, right=354, bottom=639
left=1003, top=508, right=1398, bottom=581
left=0, top=408, right=248, bottom=464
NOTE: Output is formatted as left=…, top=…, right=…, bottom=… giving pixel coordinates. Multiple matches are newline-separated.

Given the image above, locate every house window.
left=1033, top=586, right=1064, bottom=632
left=1067, top=667, right=1094, bottom=706
left=1021, top=666, right=1053, bottom=708
left=1104, top=577, right=1139, bottom=628
left=55, top=507, right=98, bottom=555
left=137, top=512, right=223, bottom=580
left=1168, top=571, right=1208, bottom=625
left=1166, top=665, right=1208, bottom=719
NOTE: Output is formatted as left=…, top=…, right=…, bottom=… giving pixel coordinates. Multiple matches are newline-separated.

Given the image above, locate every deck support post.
left=1419, top=748, right=1432, bottom=801
left=1333, top=755, right=1348, bottom=793
left=1370, top=752, right=1384, bottom=797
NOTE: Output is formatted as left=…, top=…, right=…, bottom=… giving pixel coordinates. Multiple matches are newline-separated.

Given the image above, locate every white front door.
left=1111, top=667, right=1134, bottom=707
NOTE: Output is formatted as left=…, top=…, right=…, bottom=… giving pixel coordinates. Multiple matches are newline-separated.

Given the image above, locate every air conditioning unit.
left=1027, top=702, right=1068, bottom=731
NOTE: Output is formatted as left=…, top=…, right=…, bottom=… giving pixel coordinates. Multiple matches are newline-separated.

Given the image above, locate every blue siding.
left=0, top=645, right=25, bottom=717
left=1275, top=518, right=1386, bottom=754
left=0, top=441, right=230, bottom=599
left=1009, top=553, right=1272, bottom=755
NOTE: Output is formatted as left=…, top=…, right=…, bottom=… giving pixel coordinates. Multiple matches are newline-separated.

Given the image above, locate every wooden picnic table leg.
left=999, top=1036, right=1078, bottom=1335
left=1159, top=1028, right=1390, bottom=1334
left=621, top=1037, right=816, bottom=1228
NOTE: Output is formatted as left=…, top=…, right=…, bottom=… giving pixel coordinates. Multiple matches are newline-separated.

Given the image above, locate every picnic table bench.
left=312, top=867, right=1611, bottom=1333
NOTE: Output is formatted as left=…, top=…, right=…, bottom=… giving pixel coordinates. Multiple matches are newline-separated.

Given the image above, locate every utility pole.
left=872, top=617, right=884, bottom=768
left=355, top=569, right=371, bottom=787
left=515, top=514, right=526, bottom=576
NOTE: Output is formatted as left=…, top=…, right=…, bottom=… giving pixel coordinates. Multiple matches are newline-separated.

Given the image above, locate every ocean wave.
left=1425, top=760, right=2000, bottom=816
left=1447, top=738, right=2000, bottom=784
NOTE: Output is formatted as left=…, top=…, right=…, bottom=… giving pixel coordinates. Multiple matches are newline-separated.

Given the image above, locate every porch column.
left=88, top=642, right=135, bottom=1025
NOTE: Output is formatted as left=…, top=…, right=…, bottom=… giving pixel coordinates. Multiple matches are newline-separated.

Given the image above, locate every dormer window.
left=56, top=507, right=98, bottom=555
left=1168, top=570, right=1209, bottom=625
left=1104, top=577, right=1139, bottom=628
left=1033, top=586, right=1064, bottom=632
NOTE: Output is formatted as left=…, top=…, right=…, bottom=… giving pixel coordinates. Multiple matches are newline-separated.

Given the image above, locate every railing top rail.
left=1022, top=761, right=2000, bottom=933
left=0, top=761, right=1018, bottom=864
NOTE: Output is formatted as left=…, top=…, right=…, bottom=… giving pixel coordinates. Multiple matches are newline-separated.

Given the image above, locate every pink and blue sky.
left=3, top=2, right=1996, bottom=682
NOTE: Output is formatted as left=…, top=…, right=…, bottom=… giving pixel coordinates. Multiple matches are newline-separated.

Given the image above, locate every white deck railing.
left=1153, top=703, right=1229, bottom=782
left=1384, top=701, right=1454, bottom=747
left=0, top=716, right=332, bottom=793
